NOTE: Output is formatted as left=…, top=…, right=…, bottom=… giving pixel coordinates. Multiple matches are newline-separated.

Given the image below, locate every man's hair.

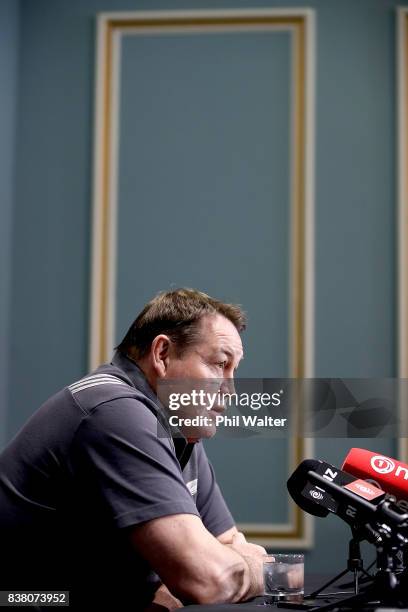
left=116, top=288, right=246, bottom=359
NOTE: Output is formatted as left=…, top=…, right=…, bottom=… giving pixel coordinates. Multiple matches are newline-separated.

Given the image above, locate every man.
left=0, top=288, right=266, bottom=610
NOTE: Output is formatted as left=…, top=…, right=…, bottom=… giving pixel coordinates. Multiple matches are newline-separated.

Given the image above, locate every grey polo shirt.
left=0, top=352, right=234, bottom=609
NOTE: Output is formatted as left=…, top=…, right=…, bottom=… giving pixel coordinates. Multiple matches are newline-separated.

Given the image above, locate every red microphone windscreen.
left=342, top=448, right=408, bottom=501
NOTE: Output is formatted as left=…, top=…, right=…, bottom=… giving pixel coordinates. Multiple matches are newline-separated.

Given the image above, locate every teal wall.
left=0, top=0, right=19, bottom=448
left=3, top=0, right=402, bottom=575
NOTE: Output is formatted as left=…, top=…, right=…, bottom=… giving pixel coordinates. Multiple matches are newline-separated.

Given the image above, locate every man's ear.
left=150, top=334, right=172, bottom=377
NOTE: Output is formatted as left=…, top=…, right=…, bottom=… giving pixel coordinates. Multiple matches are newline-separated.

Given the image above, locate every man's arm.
left=217, top=525, right=239, bottom=544
left=146, top=584, right=182, bottom=611
left=130, top=513, right=265, bottom=605
left=195, top=444, right=236, bottom=538
left=71, top=404, right=263, bottom=604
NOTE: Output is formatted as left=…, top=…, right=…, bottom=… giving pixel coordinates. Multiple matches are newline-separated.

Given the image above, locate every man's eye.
left=216, top=361, right=227, bottom=369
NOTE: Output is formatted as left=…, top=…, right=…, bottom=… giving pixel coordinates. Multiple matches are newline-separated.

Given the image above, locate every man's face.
left=161, top=314, right=244, bottom=439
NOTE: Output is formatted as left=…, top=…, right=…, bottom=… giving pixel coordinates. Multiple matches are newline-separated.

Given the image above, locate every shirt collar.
left=110, top=351, right=195, bottom=460
left=111, top=350, right=158, bottom=405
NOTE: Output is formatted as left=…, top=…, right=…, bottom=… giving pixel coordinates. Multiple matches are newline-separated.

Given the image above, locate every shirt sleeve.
left=69, top=398, right=201, bottom=529
left=195, top=443, right=235, bottom=537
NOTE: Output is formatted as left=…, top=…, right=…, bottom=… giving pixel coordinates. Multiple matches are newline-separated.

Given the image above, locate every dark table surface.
left=179, top=574, right=364, bottom=611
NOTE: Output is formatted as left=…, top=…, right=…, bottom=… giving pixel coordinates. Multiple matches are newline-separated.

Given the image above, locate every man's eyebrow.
left=220, top=348, right=244, bottom=361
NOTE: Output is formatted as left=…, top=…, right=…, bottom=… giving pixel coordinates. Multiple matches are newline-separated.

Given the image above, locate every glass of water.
left=263, top=554, right=304, bottom=603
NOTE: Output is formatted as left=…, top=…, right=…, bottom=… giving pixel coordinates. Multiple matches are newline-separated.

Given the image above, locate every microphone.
left=342, top=449, right=408, bottom=512
left=287, top=459, right=358, bottom=518
left=287, top=459, right=408, bottom=546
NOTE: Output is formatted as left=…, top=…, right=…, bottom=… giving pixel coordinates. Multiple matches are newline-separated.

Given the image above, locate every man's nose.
left=220, top=377, right=235, bottom=395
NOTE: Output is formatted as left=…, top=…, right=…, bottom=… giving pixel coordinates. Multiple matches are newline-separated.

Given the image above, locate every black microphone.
left=287, top=458, right=359, bottom=518
left=287, top=459, right=408, bottom=546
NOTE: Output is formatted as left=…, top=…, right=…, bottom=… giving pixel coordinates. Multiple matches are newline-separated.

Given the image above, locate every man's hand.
left=144, top=584, right=183, bottom=611
left=228, top=530, right=267, bottom=557
left=130, top=513, right=263, bottom=604
left=216, top=525, right=240, bottom=545
left=225, top=531, right=267, bottom=597
left=287, top=564, right=304, bottom=590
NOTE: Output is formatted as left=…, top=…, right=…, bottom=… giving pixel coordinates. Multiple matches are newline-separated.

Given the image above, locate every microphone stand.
left=337, top=557, right=376, bottom=590
left=306, top=530, right=373, bottom=600
left=304, top=540, right=408, bottom=611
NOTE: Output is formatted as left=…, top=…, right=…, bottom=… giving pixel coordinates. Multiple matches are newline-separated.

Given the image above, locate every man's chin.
left=182, top=425, right=217, bottom=441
